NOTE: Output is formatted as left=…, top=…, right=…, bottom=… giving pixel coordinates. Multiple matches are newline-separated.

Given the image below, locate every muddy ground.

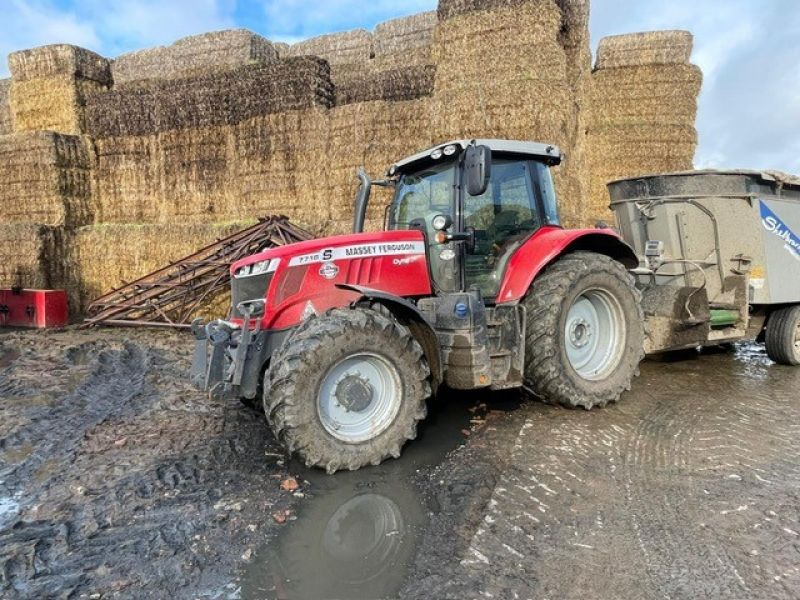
left=1, top=328, right=799, bottom=599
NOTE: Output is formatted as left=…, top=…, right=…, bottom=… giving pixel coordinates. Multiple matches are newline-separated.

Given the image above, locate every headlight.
left=443, top=144, right=457, bottom=156
left=430, top=148, right=443, bottom=160
left=432, top=214, right=450, bottom=231
left=234, top=259, right=279, bottom=278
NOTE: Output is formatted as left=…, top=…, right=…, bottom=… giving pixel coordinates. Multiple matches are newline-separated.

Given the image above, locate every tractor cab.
left=382, top=140, right=562, bottom=299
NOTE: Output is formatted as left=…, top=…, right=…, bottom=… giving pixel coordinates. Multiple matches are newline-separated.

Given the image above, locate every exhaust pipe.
left=353, top=167, right=371, bottom=233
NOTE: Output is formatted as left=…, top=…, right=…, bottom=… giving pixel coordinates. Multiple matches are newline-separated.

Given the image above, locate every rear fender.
left=496, top=227, right=639, bottom=304
left=337, top=284, right=442, bottom=391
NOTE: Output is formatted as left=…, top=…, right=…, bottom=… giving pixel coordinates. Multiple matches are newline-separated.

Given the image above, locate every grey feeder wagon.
left=609, top=170, right=800, bottom=364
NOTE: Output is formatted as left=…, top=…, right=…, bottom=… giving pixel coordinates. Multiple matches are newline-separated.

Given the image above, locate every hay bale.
left=85, top=57, right=334, bottom=138
left=0, top=131, right=92, bottom=226
left=10, top=76, right=107, bottom=134
left=0, top=224, right=63, bottom=289
left=373, top=12, right=436, bottom=56
left=111, top=29, right=279, bottom=83
left=8, top=44, right=110, bottom=84
left=334, top=65, right=435, bottom=104
left=274, top=42, right=290, bottom=58
left=285, top=29, right=373, bottom=65
left=0, top=79, right=12, bottom=135
left=8, top=44, right=110, bottom=134
left=92, top=135, right=161, bottom=222
left=595, top=30, right=693, bottom=69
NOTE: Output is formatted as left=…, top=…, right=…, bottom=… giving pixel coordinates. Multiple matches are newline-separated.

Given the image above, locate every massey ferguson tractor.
left=192, top=140, right=645, bottom=472
left=191, top=139, right=800, bottom=473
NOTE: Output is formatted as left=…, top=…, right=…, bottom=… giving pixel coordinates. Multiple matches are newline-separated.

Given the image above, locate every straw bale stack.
left=373, top=12, right=436, bottom=57
left=586, top=31, right=701, bottom=224
left=112, top=29, right=279, bottom=84
left=85, top=57, right=334, bottom=138
left=0, top=79, right=12, bottom=135
left=285, top=29, right=373, bottom=65
left=0, top=224, right=61, bottom=288
left=8, top=45, right=111, bottom=135
left=0, top=131, right=92, bottom=226
left=432, top=0, right=592, bottom=225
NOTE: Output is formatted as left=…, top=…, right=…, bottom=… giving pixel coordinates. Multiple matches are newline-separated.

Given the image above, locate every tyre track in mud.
left=0, top=330, right=299, bottom=600
left=0, top=342, right=148, bottom=500
left=403, top=346, right=800, bottom=599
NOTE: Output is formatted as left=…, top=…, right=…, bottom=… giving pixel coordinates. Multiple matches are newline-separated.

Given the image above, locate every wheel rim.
left=565, top=288, right=627, bottom=381
left=317, top=352, right=402, bottom=444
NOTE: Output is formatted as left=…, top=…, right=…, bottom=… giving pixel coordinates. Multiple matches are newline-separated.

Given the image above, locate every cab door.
left=460, top=159, right=544, bottom=299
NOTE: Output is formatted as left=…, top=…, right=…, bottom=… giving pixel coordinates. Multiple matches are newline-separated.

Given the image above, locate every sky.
left=1, top=0, right=799, bottom=173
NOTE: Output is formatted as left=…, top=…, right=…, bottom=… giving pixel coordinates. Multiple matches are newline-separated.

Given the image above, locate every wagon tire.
left=765, top=305, right=800, bottom=365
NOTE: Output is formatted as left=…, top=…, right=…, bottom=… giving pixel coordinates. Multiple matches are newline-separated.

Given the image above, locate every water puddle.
left=240, top=395, right=476, bottom=600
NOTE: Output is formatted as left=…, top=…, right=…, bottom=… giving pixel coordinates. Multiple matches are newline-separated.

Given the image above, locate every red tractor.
left=192, top=140, right=644, bottom=473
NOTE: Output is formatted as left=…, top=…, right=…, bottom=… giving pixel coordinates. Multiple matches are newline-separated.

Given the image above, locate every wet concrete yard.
left=1, top=328, right=799, bottom=599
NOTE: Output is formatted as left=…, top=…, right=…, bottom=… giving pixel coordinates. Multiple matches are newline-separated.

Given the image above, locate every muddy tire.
left=264, top=307, right=431, bottom=473
left=521, top=251, right=645, bottom=409
left=765, top=305, right=800, bottom=365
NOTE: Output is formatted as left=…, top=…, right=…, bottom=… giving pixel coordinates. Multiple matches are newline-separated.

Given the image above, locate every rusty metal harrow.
left=83, top=216, right=312, bottom=329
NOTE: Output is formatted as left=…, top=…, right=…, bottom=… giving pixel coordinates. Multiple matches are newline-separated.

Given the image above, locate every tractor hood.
left=230, top=230, right=433, bottom=330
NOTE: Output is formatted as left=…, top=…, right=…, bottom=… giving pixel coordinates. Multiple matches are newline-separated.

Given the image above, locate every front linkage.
left=191, top=300, right=287, bottom=400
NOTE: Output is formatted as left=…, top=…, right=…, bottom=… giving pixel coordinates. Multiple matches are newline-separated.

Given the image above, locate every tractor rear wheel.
left=521, top=251, right=644, bottom=409
left=765, top=305, right=800, bottom=365
left=264, top=307, right=431, bottom=473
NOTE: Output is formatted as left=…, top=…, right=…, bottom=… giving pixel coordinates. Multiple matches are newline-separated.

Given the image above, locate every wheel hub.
left=317, top=352, right=402, bottom=444
left=569, top=318, right=593, bottom=348
left=335, top=374, right=374, bottom=413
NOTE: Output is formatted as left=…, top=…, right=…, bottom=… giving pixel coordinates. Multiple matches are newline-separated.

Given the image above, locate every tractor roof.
left=392, top=139, right=562, bottom=172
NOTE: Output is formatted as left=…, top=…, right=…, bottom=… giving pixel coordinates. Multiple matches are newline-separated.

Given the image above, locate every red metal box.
left=0, top=289, right=69, bottom=328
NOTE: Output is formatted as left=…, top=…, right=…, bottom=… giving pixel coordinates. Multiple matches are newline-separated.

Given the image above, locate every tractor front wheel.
left=264, top=307, right=431, bottom=473
left=522, top=251, right=645, bottom=409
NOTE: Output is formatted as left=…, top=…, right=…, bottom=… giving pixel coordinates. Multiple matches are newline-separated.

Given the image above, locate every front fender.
left=496, top=227, right=638, bottom=303
left=336, top=284, right=443, bottom=390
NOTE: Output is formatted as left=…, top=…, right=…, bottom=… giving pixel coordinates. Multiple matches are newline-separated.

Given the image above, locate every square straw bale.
left=0, top=131, right=92, bottom=226
left=112, top=29, right=278, bottom=84
left=595, top=31, right=693, bottom=69
left=285, top=29, right=374, bottom=65
left=373, top=12, right=437, bottom=57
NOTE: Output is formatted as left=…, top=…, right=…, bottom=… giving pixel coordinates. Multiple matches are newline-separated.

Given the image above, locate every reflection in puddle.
left=241, top=395, right=486, bottom=600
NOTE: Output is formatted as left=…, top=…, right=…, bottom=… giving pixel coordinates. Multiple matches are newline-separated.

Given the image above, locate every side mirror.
left=464, top=144, right=491, bottom=196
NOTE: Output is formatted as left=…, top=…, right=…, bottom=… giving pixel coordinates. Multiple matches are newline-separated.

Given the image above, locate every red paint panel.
left=231, top=230, right=433, bottom=330
left=495, top=227, right=627, bottom=304
left=0, top=289, right=69, bottom=328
